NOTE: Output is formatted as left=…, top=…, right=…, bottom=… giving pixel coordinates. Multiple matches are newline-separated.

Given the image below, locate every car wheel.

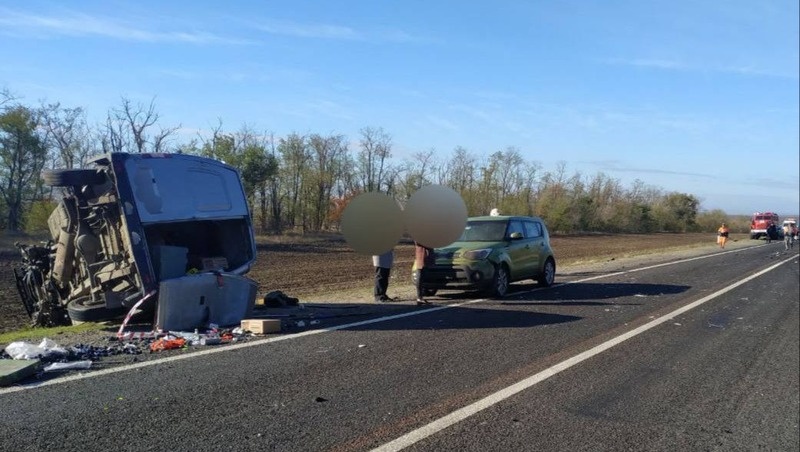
left=538, top=258, right=556, bottom=287
left=42, top=169, right=105, bottom=187
left=67, top=296, right=125, bottom=322
left=490, top=264, right=509, bottom=297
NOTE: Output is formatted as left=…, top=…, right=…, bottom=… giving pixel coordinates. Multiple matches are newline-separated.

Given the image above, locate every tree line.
left=0, top=90, right=746, bottom=237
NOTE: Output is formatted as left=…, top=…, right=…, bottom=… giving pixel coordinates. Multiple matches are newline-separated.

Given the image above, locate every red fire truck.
left=750, top=212, right=780, bottom=239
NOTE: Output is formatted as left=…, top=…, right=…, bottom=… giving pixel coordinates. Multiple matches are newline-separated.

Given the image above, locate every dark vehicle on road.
left=14, top=152, right=257, bottom=327
left=412, top=215, right=556, bottom=297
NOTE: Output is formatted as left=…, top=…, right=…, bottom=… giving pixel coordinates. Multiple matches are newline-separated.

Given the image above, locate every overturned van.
left=14, top=153, right=258, bottom=329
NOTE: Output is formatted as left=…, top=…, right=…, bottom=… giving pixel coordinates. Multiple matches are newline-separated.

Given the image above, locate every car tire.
left=42, top=169, right=105, bottom=187
left=538, top=258, right=556, bottom=287
left=489, top=264, right=509, bottom=298
left=67, top=296, right=125, bottom=322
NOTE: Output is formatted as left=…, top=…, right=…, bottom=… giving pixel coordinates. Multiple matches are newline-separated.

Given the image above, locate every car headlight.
left=462, top=248, right=492, bottom=260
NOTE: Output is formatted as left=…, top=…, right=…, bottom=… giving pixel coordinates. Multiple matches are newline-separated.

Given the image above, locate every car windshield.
left=458, top=221, right=508, bottom=241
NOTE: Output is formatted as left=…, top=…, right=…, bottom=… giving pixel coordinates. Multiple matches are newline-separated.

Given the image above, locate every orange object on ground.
left=150, top=337, right=186, bottom=352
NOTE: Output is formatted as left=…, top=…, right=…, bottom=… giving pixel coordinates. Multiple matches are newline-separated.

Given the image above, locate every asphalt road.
left=2, top=244, right=798, bottom=452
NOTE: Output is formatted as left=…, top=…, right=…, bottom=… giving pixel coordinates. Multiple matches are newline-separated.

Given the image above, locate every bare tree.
left=101, top=97, right=179, bottom=154
left=278, top=133, right=309, bottom=230
left=357, top=126, right=392, bottom=192
left=40, top=102, right=90, bottom=169
left=398, top=149, right=436, bottom=199
left=304, top=134, right=347, bottom=230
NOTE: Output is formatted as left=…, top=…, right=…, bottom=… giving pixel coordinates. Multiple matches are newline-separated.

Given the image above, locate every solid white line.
left=0, top=243, right=778, bottom=395
left=370, top=253, right=796, bottom=452
left=0, top=306, right=449, bottom=395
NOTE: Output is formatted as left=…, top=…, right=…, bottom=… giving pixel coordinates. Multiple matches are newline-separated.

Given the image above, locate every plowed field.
left=0, top=232, right=749, bottom=334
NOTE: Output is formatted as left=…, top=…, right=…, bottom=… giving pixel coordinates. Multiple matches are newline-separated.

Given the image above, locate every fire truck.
left=750, top=212, right=780, bottom=239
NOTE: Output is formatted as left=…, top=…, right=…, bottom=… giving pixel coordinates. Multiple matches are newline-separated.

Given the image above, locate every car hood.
left=436, top=241, right=505, bottom=259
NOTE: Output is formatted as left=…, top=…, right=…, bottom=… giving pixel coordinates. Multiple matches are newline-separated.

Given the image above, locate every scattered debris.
left=43, top=361, right=92, bottom=372
left=0, top=359, right=41, bottom=386
left=5, top=338, right=67, bottom=360
left=263, top=291, right=300, bottom=307
left=149, top=337, right=187, bottom=352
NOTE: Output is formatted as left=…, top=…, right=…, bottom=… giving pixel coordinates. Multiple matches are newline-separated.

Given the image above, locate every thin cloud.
left=253, top=19, right=430, bottom=44
left=424, top=115, right=459, bottom=131
left=619, top=58, right=686, bottom=70
left=588, top=160, right=715, bottom=179
left=0, top=8, right=254, bottom=45
left=255, top=21, right=361, bottom=40
left=449, top=104, right=492, bottom=122
left=604, top=57, right=798, bottom=80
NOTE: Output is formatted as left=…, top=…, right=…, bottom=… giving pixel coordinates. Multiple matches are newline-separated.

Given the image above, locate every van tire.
left=67, top=296, right=125, bottom=322
left=43, top=169, right=104, bottom=187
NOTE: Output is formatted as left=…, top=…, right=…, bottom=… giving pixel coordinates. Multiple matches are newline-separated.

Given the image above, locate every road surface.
left=1, top=243, right=798, bottom=451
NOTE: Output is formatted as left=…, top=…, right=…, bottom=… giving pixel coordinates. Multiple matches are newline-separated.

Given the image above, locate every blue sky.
left=1, top=0, right=798, bottom=216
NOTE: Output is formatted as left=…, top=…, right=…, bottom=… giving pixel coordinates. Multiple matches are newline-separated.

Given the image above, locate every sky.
left=0, top=0, right=798, bottom=216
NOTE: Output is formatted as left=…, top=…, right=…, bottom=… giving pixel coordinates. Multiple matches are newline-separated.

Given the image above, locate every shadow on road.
left=343, top=307, right=582, bottom=331
left=504, top=282, right=691, bottom=303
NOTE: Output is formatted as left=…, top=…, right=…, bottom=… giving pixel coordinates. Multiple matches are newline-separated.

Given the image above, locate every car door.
left=505, top=219, right=534, bottom=280
left=523, top=220, right=545, bottom=277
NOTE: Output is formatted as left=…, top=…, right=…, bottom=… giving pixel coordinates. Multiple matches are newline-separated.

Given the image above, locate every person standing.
left=414, top=241, right=435, bottom=305
left=717, top=223, right=730, bottom=249
left=783, top=223, right=794, bottom=250
left=372, top=250, right=395, bottom=302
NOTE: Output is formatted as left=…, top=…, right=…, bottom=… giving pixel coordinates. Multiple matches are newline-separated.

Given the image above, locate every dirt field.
left=0, top=232, right=752, bottom=335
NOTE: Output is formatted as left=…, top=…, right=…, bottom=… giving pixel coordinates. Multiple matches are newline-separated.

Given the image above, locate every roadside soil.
left=0, top=232, right=758, bottom=338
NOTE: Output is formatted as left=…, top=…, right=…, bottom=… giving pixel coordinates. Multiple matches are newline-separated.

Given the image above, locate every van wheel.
left=43, top=169, right=104, bottom=187
left=67, top=296, right=125, bottom=322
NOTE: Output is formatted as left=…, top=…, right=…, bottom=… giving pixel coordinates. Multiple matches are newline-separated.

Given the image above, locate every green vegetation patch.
left=0, top=322, right=107, bottom=347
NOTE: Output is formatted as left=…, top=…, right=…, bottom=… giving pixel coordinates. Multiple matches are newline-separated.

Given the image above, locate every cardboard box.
left=201, top=257, right=228, bottom=271
left=241, top=319, right=282, bottom=334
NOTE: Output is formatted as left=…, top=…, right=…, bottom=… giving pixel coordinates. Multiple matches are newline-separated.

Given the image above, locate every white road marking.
left=370, top=254, right=796, bottom=452
left=0, top=244, right=782, bottom=395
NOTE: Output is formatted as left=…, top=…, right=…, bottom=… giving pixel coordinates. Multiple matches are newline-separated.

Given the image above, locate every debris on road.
left=240, top=319, right=282, bottom=334
left=149, top=337, right=187, bottom=352
left=262, top=290, right=300, bottom=307
left=43, top=360, right=92, bottom=372
left=0, top=359, right=41, bottom=386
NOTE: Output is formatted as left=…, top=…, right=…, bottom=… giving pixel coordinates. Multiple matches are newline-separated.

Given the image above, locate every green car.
left=412, top=215, right=556, bottom=297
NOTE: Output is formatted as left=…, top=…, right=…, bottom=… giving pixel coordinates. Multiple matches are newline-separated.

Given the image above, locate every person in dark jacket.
left=766, top=222, right=776, bottom=243
left=414, top=241, right=435, bottom=305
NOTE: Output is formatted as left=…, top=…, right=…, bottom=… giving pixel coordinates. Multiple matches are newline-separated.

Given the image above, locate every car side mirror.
left=509, top=232, right=523, bottom=240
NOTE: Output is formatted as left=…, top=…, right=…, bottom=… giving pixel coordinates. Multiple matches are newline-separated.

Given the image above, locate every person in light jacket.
left=783, top=224, right=794, bottom=250
left=372, top=250, right=395, bottom=302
